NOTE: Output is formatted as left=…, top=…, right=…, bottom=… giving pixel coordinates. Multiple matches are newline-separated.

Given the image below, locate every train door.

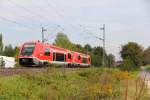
left=67, top=53, right=72, bottom=62
left=53, top=51, right=66, bottom=62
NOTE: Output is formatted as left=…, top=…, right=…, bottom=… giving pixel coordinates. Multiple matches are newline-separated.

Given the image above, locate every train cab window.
left=68, top=53, right=71, bottom=59
left=21, top=43, right=35, bottom=56
left=78, top=55, right=81, bottom=60
left=44, top=48, right=50, bottom=56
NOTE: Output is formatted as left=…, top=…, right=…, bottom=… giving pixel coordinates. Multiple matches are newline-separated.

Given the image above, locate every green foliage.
left=14, top=46, right=20, bottom=61
left=90, top=47, right=104, bottom=67
left=119, top=58, right=136, bottom=71
left=3, top=44, right=15, bottom=57
left=54, top=32, right=77, bottom=51
left=0, top=33, right=3, bottom=55
left=143, top=47, right=150, bottom=65
left=120, top=42, right=143, bottom=68
left=54, top=32, right=115, bottom=67
left=0, top=33, right=19, bottom=58
left=91, top=46, right=112, bottom=67
left=91, top=53, right=103, bottom=66
left=0, top=68, right=148, bottom=100
left=107, top=54, right=115, bottom=67
left=84, top=44, right=92, bottom=52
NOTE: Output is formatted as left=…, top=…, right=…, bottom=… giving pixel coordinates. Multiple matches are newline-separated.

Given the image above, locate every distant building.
left=0, top=56, right=15, bottom=68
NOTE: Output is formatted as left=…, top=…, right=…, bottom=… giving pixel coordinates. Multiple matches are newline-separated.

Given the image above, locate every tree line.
left=54, top=32, right=115, bottom=67
left=53, top=32, right=150, bottom=70
left=0, top=33, right=19, bottom=58
left=120, top=42, right=150, bottom=71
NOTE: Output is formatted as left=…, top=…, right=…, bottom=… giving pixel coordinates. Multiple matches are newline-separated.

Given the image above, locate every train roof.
left=23, top=40, right=90, bottom=57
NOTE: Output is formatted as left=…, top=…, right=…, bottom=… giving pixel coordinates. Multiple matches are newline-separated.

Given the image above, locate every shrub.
left=120, top=58, right=137, bottom=71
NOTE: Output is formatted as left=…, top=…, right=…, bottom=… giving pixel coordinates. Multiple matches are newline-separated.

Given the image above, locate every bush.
left=119, top=58, right=137, bottom=71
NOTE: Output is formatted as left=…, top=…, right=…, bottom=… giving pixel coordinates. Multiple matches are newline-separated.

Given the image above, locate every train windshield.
left=21, top=43, right=35, bottom=56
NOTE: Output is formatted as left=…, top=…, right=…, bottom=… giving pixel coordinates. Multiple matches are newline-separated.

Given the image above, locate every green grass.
left=0, top=67, right=149, bottom=100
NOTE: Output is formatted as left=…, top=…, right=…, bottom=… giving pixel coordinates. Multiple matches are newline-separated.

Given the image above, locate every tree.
left=54, top=32, right=83, bottom=52
left=143, top=47, right=150, bottom=65
left=84, top=44, right=92, bottom=52
left=120, top=57, right=136, bottom=71
left=14, top=46, right=20, bottom=61
left=54, top=32, right=70, bottom=47
left=0, top=33, right=3, bottom=55
left=120, top=42, right=143, bottom=68
left=54, top=32, right=75, bottom=50
left=107, top=54, right=115, bottom=67
left=53, top=32, right=111, bottom=67
left=91, top=46, right=107, bottom=67
left=3, top=44, right=15, bottom=57
left=76, top=44, right=84, bottom=52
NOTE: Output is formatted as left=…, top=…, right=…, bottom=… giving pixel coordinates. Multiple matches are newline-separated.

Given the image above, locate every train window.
left=21, top=43, right=35, bottom=56
left=44, top=48, right=50, bottom=56
left=78, top=55, right=81, bottom=60
left=82, top=58, right=87, bottom=63
left=55, top=53, right=65, bottom=62
left=68, top=53, right=71, bottom=59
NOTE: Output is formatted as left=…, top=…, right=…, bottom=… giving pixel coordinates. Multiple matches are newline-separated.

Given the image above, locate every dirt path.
left=139, top=71, right=150, bottom=95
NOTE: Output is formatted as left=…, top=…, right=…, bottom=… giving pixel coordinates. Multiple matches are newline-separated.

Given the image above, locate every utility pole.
left=79, top=24, right=106, bottom=67
left=100, top=24, right=105, bottom=67
left=42, top=27, right=47, bottom=43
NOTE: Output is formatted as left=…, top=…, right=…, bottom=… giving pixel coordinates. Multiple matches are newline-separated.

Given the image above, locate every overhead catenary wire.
left=7, top=0, right=46, bottom=19
left=6, top=0, right=66, bottom=40
left=2, top=5, right=42, bottom=27
left=7, top=0, right=64, bottom=29
left=6, top=0, right=45, bottom=27
left=46, top=25, right=63, bottom=39
left=2, top=0, right=108, bottom=52
left=8, top=0, right=64, bottom=41
left=46, top=0, right=102, bottom=46
left=45, top=0, right=106, bottom=49
left=80, top=25, right=102, bottom=40
left=0, top=16, right=37, bottom=31
left=44, top=0, right=78, bottom=32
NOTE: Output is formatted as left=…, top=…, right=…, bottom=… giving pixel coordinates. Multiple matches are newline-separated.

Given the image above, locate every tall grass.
left=0, top=67, right=149, bottom=100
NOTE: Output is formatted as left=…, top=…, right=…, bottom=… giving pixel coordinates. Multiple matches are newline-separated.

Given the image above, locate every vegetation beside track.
left=0, top=67, right=149, bottom=100
left=143, top=65, right=150, bottom=72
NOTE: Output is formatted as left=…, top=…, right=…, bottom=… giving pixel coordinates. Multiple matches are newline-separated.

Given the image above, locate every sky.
left=0, top=0, right=150, bottom=60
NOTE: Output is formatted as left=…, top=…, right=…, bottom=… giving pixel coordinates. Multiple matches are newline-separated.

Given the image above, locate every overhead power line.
left=80, top=24, right=106, bottom=67
left=7, top=0, right=65, bottom=32
left=80, top=25, right=100, bottom=38
left=7, top=0, right=45, bottom=19
left=44, top=0, right=78, bottom=32
left=0, top=16, right=35, bottom=30
left=46, top=0, right=104, bottom=46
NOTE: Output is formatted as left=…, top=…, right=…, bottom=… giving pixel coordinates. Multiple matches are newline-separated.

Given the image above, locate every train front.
left=18, top=41, right=40, bottom=66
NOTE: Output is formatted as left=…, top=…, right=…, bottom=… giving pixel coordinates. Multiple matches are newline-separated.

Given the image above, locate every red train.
left=18, top=41, right=91, bottom=67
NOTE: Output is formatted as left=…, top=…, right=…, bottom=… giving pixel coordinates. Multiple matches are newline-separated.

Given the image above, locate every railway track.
left=0, top=67, right=82, bottom=77
left=0, top=67, right=46, bottom=77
